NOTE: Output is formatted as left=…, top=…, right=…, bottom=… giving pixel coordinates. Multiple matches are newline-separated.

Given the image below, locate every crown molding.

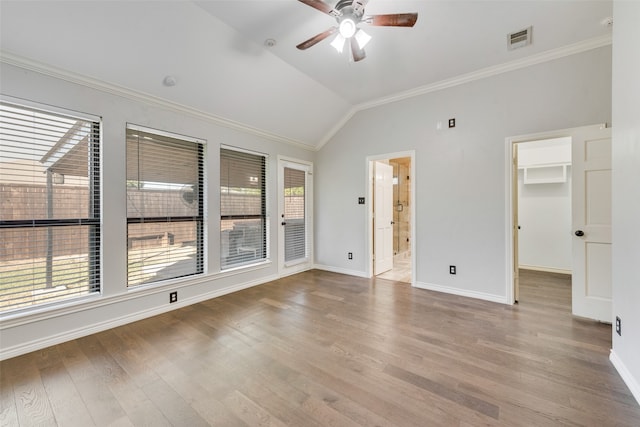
left=315, top=108, right=358, bottom=149
left=316, top=34, right=613, bottom=148
left=0, top=51, right=316, bottom=152
left=3, top=33, right=612, bottom=153
left=358, top=34, right=612, bottom=111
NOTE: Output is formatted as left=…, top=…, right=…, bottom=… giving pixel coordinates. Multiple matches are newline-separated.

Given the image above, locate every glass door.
left=278, top=159, right=313, bottom=275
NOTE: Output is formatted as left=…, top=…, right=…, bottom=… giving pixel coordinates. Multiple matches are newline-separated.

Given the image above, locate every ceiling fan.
left=296, top=0, right=418, bottom=62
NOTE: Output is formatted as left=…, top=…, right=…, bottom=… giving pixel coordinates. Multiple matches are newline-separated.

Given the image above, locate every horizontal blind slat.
left=284, top=167, right=307, bottom=263
left=220, top=148, right=266, bottom=269
left=126, top=127, right=204, bottom=287
left=0, top=101, right=101, bottom=313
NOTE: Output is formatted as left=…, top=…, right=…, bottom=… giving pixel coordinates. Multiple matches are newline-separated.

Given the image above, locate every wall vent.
left=508, top=26, right=532, bottom=50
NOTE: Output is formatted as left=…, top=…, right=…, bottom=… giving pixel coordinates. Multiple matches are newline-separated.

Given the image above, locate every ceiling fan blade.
left=298, top=0, right=339, bottom=17
left=365, top=13, right=418, bottom=27
left=350, top=37, right=366, bottom=62
left=296, top=27, right=338, bottom=50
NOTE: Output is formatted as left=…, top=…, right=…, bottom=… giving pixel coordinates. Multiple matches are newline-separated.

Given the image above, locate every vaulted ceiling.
left=0, top=1, right=613, bottom=149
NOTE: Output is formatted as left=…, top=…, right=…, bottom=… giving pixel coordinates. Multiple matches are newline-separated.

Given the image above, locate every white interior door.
left=572, top=126, right=612, bottom=322
left=513, top=144, right=520, bottom=302
left=278, top=159, right=312, bottom=276
left=374, top=161, right=393, bottom=275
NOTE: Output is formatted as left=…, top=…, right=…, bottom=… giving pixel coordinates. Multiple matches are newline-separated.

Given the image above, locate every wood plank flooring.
left=1, top=269, right=639, bottom=426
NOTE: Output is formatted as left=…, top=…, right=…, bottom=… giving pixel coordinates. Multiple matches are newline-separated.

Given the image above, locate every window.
left=220, top=148, right=267, bottom=269
left=0, top=100, right=100, bottom=312
left=126, top=126, right=204, bottom=286
left=283, top=166, right=308, bottom=263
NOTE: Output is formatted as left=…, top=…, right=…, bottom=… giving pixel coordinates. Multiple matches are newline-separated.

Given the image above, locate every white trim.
left=518, top=265, right=572, bottom=275
left=220, top=143, right=269, bottom=158
left=505, top=124, right=607, bottom=306
left=414, top=281, right=509, bottom=305
left=127, top=122, right=206, bottom=145
left=0, top=261, right=272, bottom=329
left=0, top=94, right=101, bottom=122
left=277, top=156, right=314, bottom=277
left=316, top=109, right=357, bottom=149
left=3, top=35, right=610, bottom=153
left=359, top=35, right=611, bottom=112
left=365, top=151, right=416, bottom=286
left=0, top=273, right=277, bottom=361
left=610, top=350, right=640, bottom=405
left=313, top=264, right=369, bottom=279
left=317, top=34, right=612, bottom=148
left=278, top=264, right=313, bottom=279
left=0, top=51, right=315, bottom=151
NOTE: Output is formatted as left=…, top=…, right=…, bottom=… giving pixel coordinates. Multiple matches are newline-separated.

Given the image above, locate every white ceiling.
left=0, top=1, right=613, bottom=148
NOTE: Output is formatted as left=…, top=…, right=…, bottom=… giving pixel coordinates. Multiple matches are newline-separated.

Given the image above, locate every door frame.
left=277, top=156, right=313, bottom=277
left=366, top=150, right=416, bottom=285
left=505, top=124, right=607, bottom=304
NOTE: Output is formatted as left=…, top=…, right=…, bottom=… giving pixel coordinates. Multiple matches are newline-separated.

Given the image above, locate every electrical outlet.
left=449, top=265, right=456, bottom=275
left=170, top=291, right=178, bottom=304
left=358, top=197, right=365, bottom=205
left=448, top=118, right=456, bottom=128
left=348, top=252, right=353, bottom=260
left=615, top=316, right=621, bottom=336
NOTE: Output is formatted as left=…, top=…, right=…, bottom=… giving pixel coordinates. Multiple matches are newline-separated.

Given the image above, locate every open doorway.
left=367, top=152, right=415, bottom=284
left=514, top=137, right=572, bottom=303
left=507, top=125, right=612, bottom=322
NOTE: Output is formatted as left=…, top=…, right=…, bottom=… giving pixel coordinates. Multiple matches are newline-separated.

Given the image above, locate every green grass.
left=0, top=257, right=91, bottom=310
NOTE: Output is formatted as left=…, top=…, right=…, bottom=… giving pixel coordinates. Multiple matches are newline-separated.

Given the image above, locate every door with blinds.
left=278, top=159, right=312, bottom=276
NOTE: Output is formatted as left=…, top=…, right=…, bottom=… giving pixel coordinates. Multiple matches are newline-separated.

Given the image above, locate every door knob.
left=575, top=230, right=585, bottom=237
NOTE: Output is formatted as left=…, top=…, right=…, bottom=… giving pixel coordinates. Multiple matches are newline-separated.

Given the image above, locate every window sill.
left=0, top=260, right=272, bottom=329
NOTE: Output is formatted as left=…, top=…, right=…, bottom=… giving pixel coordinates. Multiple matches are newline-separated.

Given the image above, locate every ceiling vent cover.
left=508, top=26, right=532, bottom=50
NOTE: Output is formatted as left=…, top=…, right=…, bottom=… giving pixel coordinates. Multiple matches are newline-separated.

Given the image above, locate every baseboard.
left=0, top=274, right=277, bottom=361
left=279, top=263, right=313, bottom=279
left=313, top=264, right=369, bottom=279
left=610, top=350, right=640, bottom=405
left=414, top=281, right=509, bottom=304
left=519, top=265, right=572, bottom=275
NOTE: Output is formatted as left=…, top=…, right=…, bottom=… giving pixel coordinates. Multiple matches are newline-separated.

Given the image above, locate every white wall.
left=315, top=46, right=612, bottom=302
left=517, top=138, right=572, bottom=273
left=611, top=0, right=640, bottom=404
left=0, top=62, right=314, bottom=359
left=517, top=172, right=572, bottom=272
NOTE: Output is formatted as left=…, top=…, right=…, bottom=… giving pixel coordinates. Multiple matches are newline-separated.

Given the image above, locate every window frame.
left=0, top=97, right=102, bottom=313
left=125, top=124, right=205, bottom=287
left=220, top=145, right=269, bottom=270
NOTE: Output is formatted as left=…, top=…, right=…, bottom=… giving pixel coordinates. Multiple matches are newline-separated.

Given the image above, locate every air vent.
left=508, top=26, right=532, bottom=50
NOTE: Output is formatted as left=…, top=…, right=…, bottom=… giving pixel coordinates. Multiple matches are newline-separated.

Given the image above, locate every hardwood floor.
left=1, top=269, right=639, bottom=426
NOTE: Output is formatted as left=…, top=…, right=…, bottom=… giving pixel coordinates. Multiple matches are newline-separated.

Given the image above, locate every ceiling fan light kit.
left=339, top=18, right=357, bottom=38
left=296, top=0, right=418, bottom=62
left=354, top=29, right=371, bottom=49
left=330, top=33, right=346, bottom=53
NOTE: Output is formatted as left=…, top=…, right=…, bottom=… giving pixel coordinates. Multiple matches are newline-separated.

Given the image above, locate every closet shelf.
left=518, top=163, right=570, bottom=184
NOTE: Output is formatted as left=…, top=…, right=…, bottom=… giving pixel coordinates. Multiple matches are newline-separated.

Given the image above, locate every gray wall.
left=611, top=0, right=640, bottom=403
left=315, top=46, right=612, bottom=301
left=0, top=62, right=314, bottom=358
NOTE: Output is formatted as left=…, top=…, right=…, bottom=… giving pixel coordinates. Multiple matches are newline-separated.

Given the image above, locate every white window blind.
left=0, top=100, right=101, bottom=312
left=283, top=167, right=307, bottom=263
left=220, top=148, right=266, bottom=269
left=126, top=126, right=204, bottom=286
